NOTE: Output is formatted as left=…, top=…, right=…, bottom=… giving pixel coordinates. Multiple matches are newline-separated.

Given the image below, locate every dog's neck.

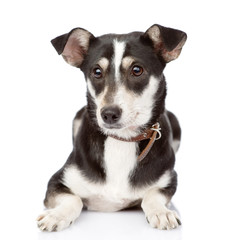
left=108, top=123, right=161, bottom=162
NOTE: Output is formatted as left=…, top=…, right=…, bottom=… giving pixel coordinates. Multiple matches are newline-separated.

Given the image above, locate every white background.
left=0, top=0, right=226, bottom=239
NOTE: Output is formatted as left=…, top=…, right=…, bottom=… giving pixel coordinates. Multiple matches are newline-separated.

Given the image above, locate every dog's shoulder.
left=130, top=112, right=176, bottom=187
left=70, top=106, right=107, bottom=182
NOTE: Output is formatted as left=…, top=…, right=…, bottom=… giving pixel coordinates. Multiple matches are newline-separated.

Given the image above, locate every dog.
left=37, top=24, right=187, bottom=231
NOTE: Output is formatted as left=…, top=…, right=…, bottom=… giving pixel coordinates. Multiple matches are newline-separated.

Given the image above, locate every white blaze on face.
left=113, top=40, right=126, bottom=81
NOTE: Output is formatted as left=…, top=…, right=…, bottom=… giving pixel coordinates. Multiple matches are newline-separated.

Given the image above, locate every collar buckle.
left=151, top=122, right=162, bottom=140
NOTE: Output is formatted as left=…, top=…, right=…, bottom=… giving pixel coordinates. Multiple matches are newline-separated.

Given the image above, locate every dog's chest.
left=63, top=137, right=143, bottom=212
left=104, top=137, right=137, bottom=188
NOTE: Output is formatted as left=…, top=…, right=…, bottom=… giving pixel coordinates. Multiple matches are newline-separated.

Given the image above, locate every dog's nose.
left=101, top=106, right=122, bottom=124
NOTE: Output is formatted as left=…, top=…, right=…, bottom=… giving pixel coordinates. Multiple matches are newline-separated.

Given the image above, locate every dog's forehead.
left=98, top=31, right=142, bottom=46
left=87, top=32, right=141, bottom=63
left=85, top=31, right=163, bottom=77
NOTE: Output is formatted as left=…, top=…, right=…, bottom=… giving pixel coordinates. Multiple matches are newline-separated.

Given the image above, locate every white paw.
left=146, top=209, right=181, bottom=230
left=37, top=208, right=75, bottom=232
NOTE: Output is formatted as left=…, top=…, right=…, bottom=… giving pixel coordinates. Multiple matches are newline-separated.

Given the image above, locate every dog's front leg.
left=141, top=188, right=181, bottom=230
left=37, top=193, right=83, bottom=231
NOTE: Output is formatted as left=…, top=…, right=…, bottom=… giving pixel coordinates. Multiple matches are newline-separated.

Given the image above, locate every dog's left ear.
left=51, top=28, right=94, bottom=67
left=144, top=24, right=187, bottom=63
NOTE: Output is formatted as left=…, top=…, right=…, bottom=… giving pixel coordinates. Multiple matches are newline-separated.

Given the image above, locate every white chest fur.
left=104, top=137, right=137, bottom=191
left=63, top=137, right=144, bottom=212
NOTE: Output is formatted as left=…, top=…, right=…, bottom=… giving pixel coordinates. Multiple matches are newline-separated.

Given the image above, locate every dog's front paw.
left=37, top=209, right=75, bottom=232
left=146, top=209, right=181, bottom=230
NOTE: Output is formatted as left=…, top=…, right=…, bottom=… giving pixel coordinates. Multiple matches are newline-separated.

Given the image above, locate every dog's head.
left=51, top=25, right=187, bottom=139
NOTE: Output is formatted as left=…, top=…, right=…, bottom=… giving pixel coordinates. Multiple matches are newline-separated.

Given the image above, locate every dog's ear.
left=144, top=24, right=187, bottom=63
left=51, top=28, right=94, bottom=67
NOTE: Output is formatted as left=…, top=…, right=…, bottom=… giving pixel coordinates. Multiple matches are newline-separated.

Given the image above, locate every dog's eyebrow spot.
left=97, top=58, right=109, bottom=72
left=122, top=56, right=134, bottom=70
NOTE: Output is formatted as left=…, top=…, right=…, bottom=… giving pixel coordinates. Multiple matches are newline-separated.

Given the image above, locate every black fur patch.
left=70, top=110, right=106, bottom=182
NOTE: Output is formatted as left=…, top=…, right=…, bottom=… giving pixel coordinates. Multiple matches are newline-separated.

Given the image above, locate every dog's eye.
left=93, top=68, right=103, bottom=79
left=131, top=65, right=143, bottom=77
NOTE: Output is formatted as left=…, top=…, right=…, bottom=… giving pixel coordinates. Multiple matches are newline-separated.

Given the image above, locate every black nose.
left=101, top=106, right=122, bottom=124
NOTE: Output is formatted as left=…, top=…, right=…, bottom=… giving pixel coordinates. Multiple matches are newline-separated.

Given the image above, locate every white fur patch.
left=141, top=171, right=181, bottom=230
left=87, top=78, right=96, bottom=98
left=113, top=40, right=126, bottom=81
left=104, top=137, right=137, bottom=191
left=172, top=140, right=180, bottom=153
left=73, top=118, right=82, bottom=139
left=37, top=194, right=83, bottom=231
left=142, top=188, right=180, bottom=230
left=87, top=78, right=109, bottom=127
left=153, top=170, right=172, bottom=189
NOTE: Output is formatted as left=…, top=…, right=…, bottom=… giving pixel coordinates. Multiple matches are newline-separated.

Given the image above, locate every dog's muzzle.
left=101, top=105, right=122, bottom=127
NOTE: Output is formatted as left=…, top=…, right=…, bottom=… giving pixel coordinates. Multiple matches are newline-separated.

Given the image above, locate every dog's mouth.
left=97, top=108, right=142, bottom=137
left=100, top=123, right=141, bottom=140
left=103, top=123, right=139, bottom=131
left=102, top=123, right=123, bottom=129
left=100, top=122, right=140, bottom=139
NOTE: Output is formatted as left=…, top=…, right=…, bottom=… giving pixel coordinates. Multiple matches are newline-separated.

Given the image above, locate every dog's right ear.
left=51, top=28, right=94, bottom=67
left=144, top=24, right=187, bottom=63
